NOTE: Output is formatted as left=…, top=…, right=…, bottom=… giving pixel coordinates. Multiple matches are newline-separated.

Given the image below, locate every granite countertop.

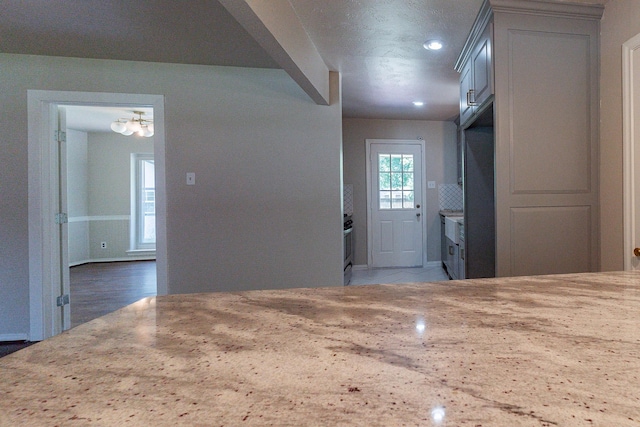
left=439, top=210, right=463, bottom=216
left=2, top=272, right=640, bottom=426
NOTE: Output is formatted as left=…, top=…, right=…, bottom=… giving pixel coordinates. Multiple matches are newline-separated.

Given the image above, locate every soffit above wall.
left=0, top=0, right=279, bottom=69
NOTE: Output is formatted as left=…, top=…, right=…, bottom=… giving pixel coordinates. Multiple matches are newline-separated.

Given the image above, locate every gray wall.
left=600, top=0, right=640, bottom=270
left=67, top=130, right=154, bottom=265
left=0, top=54, right=343, bottom=338
left=342, top=118, right=458, bottom=266
left=88, top=132, right=154, bottom=261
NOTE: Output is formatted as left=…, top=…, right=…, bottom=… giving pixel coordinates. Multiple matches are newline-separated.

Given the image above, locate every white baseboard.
left=354, top=262, right=442, bottom=270
left=69, top=256, right=156, bottom=267
left=0, top=333, right=29, bottom=342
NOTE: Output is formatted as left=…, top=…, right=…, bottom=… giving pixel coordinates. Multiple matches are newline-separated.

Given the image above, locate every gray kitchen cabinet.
left=456, top=0, right=602, bottom=278
left=459, top=60, right=474, bottom=126
left=440, top=214, right=460, bottom=279
left=445, top=236, right=458, bottom=280
left=440, top=214, right=447, bottom=269
left=441, top=213, right=463, bottom=280
left=458, top=238, right=465, bottom=280
left=458, top=22, right=492, bottom=127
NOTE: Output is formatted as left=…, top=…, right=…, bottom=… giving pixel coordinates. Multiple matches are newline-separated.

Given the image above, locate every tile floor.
left=349, top=264, right=449, bottom=285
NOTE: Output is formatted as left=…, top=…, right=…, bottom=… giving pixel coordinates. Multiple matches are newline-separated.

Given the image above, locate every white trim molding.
left=623, top=33, right=640, bottom=271
left=0, top=333, right=29, bottom=342
left=70, top=256, right=156, bottom=267
left=68, top=215, right=130, bottom=222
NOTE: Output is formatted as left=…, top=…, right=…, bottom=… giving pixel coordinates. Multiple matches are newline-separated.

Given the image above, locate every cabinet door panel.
left=459, top=60, right=474, bottom=125
left=472, top=30, right=492, bottom=108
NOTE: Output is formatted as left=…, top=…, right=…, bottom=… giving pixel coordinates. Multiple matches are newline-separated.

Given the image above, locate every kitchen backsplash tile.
left=439, top=184, right=463, bottom=211
left=343, top=184, right=353, bottom=216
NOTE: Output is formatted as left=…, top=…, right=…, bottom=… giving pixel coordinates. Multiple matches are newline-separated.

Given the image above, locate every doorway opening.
left=28, top=90, right=167, bottom=341
left=63, top=104, right=158, bottom=328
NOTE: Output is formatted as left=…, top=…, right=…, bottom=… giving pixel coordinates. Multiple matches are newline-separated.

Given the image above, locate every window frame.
left=131, top=153, right=156, bottom=251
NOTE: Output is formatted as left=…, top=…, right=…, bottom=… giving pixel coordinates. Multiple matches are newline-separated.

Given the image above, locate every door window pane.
left=403, top=174, right=414, bottom=190
left=391, top=154, right=403, bottom=171
left=403, top=156, right=414, bottom=171
left=379, top=172, right=391, bottom=190
left=403, top=191, right=414, bottom=208
left=379, top=155, right=391, bottom=172
left=379, top=153, right=415, bottom=210
left=379, top=191, right=391, bottom=209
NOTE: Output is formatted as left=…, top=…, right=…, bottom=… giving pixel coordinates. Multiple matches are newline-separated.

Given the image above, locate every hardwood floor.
left=70, top=260, right=157, bottom=328
left=0, top=261, right=156, bottom=358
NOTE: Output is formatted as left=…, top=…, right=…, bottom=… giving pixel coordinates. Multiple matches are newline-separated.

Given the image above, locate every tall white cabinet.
left=455, top=0, right=603, bottom=278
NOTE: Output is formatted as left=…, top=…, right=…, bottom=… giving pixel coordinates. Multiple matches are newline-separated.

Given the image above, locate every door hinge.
left=54, top=130, right=66, bottom=142
left=56, top=294, right=70, bottom=307
left=55, top=213, right=68, bottom=224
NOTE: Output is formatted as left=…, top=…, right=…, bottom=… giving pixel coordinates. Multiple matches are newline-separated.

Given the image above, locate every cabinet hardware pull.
left=449, top=246, right=454, bottom=255
left=634, top=248, right=640, bottom=257
left=466, top=89, right=477, bottom=107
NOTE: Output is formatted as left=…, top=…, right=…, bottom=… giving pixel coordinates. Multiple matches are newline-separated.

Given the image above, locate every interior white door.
left=623, top=33, right=640, bottom=270
left=369, top=142, right=423, bottom=267
left=54, top=105, right=71, bottom=331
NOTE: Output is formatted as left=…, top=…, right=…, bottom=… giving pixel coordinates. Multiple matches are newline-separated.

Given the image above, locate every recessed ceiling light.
left=423, top=40, right=443, bottom=51
left=413, top=101, right=424, bottom=107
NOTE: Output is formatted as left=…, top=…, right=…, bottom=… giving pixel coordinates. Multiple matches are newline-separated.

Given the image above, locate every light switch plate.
left=428, top=181, right=436, bottom=189
left=186, top=172, right=195, bottom=185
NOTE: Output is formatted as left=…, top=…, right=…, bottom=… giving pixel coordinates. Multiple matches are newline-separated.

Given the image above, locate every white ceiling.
left=63, top=106, right=153, bottom=133
left=0, top=0, right=608, bottom=128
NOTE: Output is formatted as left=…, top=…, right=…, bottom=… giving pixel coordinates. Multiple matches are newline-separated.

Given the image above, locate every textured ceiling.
left=289, top=0, right=483, bottom=120
left=0, top=0, right=609, bottom=124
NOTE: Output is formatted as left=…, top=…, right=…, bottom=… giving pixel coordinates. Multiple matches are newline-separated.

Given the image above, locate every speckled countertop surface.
left=2, top=272, right=640, bottom=426
left=439, top=210, right=463, bottom=216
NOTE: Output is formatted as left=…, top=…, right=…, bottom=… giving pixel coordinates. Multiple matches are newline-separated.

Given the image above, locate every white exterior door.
left=368, top=141, right=423, bottom=267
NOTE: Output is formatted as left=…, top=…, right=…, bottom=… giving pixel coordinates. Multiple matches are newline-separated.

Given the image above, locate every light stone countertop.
left=2, top=272, right=640, bottom=426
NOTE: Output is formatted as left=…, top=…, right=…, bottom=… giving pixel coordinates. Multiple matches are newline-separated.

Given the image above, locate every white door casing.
left=366, top=140, right=425, bottom=268
left=623, top=33, right=640, bottom=271
left=28, top=90, right=167, bottom=341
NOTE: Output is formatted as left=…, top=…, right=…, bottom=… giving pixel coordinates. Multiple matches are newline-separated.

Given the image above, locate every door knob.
left=634, top=248, right=640, bottom=257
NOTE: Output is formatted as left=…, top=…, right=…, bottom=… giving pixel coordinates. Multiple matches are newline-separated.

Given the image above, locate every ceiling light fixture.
left=110, top=111, right=154, bottom=138
left=423, top=40, right=443, bottom=51
left=413, top=101, right=425, bottom=107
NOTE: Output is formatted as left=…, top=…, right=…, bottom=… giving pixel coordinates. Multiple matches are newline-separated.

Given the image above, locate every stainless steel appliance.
left=344, top=215, right=353, bottom=285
